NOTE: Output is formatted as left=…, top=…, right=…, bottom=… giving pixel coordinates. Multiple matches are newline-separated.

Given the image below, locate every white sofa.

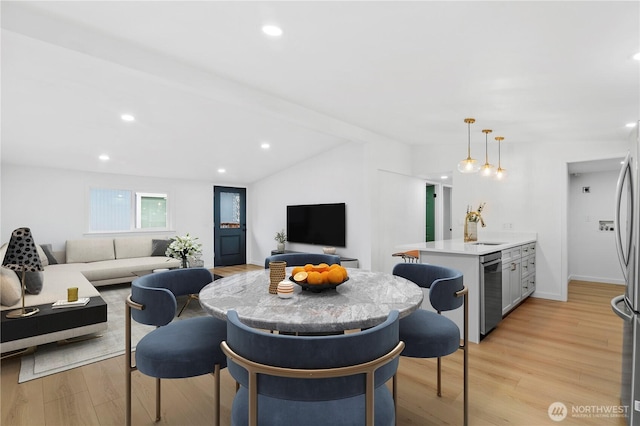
left=1, top=237, right=181, bottom=353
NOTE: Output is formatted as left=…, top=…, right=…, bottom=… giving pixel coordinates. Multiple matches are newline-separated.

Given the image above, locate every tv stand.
left=270, top=250, right=358, bottom=268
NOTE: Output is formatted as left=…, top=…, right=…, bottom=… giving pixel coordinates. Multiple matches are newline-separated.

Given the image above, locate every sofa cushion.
left=79, top=257, right=180, bottom=282
left=0, top=266, right=101, bottom=311
left=66, top=239, right=115, bottom=263
left=115, top=237, right=152, bottom=259
left=36, top=244, right=49, bottom=267
left=40, top=244, right=59, bottom=265
left=151, top=239, right=171, bottom=256
left=1, top=266, right=21, bottom=306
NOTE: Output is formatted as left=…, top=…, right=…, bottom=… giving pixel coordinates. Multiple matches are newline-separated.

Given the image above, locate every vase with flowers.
left=166, top=233, right=203, bottom=268
left=274, top=229, right=287, bottom=252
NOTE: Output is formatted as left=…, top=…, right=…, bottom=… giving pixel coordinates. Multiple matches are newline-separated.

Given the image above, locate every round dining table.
left=199, top=268, right=424, bottom=333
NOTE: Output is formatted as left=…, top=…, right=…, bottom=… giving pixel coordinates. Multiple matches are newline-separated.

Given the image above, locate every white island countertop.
left=396, top=232, right=537, bottom=256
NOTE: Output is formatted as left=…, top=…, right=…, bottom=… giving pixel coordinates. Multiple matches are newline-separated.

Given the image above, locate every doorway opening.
left=425, top=181, right=453, bottom=242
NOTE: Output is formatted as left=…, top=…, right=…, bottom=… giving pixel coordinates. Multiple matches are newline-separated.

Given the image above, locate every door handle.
left=614, top=152, right=632, bottom=281
left=611, top=294, right=633, bottom=322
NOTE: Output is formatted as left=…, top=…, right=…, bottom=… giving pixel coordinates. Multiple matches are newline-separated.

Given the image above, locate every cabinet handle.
left=511, top=263, right=517, bottom=271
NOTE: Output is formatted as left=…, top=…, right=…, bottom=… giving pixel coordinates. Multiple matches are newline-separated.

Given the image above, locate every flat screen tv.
left=286, top=203, right=346, bottom=247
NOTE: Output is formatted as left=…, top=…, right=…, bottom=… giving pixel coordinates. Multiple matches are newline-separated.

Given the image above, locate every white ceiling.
left=2, top=1, right=638, bottom=183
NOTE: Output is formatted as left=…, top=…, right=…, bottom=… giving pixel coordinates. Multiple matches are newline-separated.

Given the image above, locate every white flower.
left=166, top=233, right=202, bottom=259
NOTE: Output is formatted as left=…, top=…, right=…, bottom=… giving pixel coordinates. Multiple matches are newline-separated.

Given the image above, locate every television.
left=286, top=203, right=346, bottom=247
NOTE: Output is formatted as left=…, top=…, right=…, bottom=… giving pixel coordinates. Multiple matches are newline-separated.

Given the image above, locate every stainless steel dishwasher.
left=480, top=251, right=502, bottom=337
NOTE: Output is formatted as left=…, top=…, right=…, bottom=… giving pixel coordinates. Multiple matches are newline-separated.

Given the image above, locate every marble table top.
left=199, top=268, right=424, bottom=333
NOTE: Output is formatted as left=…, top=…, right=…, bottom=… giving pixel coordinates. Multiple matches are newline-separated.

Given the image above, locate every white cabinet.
left=521, top=243, right=536, bottom=297
left=502, top=243, right=535, bottom=316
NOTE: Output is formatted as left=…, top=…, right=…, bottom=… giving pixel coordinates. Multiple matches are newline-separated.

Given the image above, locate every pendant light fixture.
left=458, top=118, right=480, bottom=173
left=494, top=136, right=506, bottom=179
left=480, top=129, right=494, bottom=177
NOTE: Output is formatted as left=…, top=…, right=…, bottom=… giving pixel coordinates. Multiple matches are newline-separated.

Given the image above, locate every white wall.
left=247, top=142, right=370, bottom=268
left=1, top=164, right=215, bottom=266
left=373, top=170, right=426, bottom=274
left=568, top=170, right=623, bottom=284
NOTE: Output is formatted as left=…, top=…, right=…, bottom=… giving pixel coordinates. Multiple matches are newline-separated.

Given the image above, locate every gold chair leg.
left=177, top=294, right=198, bottom=317
left=437, top=356, right=442, bottom=397
left=156, top=377, right=161, bottom=421
left=214, top=364, right=221, bottom=426
left=393, top=373, right=398, bottom=426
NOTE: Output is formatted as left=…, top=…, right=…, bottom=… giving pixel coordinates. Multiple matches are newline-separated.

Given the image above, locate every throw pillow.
left=24, top=271, right=44, bottom=295
left=151, top=239, right=170, bottom=256
left=36, top=244, right=49, bottom=267
left=0, top=266, right=21, bottom=306
left=40, top=244, right=59, bottom=265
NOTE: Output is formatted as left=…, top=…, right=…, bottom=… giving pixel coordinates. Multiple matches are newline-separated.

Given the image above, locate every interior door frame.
left=213, top=186, right=247, bottom=266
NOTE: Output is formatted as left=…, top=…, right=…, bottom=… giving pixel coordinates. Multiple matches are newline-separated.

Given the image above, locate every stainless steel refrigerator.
left=613, top=120, right=640, bottom=425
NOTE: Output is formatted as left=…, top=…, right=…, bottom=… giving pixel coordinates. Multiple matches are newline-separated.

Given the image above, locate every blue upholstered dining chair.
left=264, top=252, right=341, bottom=268
left=392, top=263, right=469, bottom=426
left=125, top=268, right=227, bottom=426
left=221, top=309, right=404, bottom=426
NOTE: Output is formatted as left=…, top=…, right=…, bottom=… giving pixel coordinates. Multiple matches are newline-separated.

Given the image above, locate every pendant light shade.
left=495, top=136, right=506, bottom=179
left=458, top=118, right=480, bottom=173
left=480, top=129, right=494, bottom=177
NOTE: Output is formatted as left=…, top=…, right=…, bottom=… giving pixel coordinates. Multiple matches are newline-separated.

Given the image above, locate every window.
left=89, top=188, right=169, bottom=232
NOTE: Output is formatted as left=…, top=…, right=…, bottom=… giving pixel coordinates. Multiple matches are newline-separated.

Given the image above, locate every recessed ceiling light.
left=441, top=175, right=449, bottom=180
left=633, top=52, right=640, bottom=61
left=262, top=25, right=283, bottom=37
left=99, top=154, right=110, bottom=161
left=218, top=168, right=226, bottom=174
left=121, top=114, right=135, bottom=122
left=626, top=122, right=637, bottom=128
left=261, top=142, right=270, bottom=149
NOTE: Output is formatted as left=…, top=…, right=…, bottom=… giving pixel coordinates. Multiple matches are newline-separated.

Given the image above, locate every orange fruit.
left=293, top=271, right=308, bottom=283
left=307, top=271, right=323, bottom=285
left=304, top=264, right=315, bottom=272
left=329, top=264, right=341, bottom=270
left=320, top=271, right=330, bottom=283
left=312, top=263, right=329, bottom=273
left=338, top=266, right=348, bottom=280
left=328, top=268, right=344, bottom=284
left=292, top=266, right=305, bottom=276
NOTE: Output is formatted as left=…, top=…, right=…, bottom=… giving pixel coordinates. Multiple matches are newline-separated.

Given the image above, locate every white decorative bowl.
left=322, top=247, right=336, bottom=254
left=277, top=280, right=295, bottom=299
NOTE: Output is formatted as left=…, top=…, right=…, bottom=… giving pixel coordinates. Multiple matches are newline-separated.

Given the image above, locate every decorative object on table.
left=189, top=252, right=204, bottom=268
left=52, top=297, right=90, bottom=309
left=290, top=263, right=349, bottom=293
left=464, top=202, right=486, bottom=242
left=277, top=279, right=294, bottom=298
left=269, top=261, right=286, bottom=294
left=274, top=229, right=287, bottom=252
left=166, top=233, right=202, bottom=268
left=322, top=246, right=336, bottom=254
left=3, top=227, right=44, bottom=318
left=67, top=287, right=78, bottom=302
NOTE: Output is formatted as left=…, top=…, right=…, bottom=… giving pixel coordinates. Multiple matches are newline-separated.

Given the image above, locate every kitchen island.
left=396, top=233, right=537, bottom=343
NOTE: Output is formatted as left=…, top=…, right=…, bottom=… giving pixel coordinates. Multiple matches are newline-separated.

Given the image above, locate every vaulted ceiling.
left=2, top=1, right=638, bottom=183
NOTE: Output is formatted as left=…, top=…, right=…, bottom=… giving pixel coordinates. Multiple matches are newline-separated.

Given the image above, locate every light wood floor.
left=1, top=268, right=627, bottom=425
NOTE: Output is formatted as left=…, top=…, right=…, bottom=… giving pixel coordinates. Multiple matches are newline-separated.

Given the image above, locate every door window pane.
left=220, top=192, right=240, bottom=228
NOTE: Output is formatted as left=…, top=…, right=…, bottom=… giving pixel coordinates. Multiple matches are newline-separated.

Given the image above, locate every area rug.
left=18, top=277, right=221, bottom=383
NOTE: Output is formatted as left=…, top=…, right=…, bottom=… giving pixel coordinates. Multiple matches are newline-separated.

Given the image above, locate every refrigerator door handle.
left=615, top=152, right=632, bottom=280
left=611, top=294, right=633, bottom=322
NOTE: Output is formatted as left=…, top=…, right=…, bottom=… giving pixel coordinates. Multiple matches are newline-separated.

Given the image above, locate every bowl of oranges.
left=290, top=263, right=349, bottom=292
